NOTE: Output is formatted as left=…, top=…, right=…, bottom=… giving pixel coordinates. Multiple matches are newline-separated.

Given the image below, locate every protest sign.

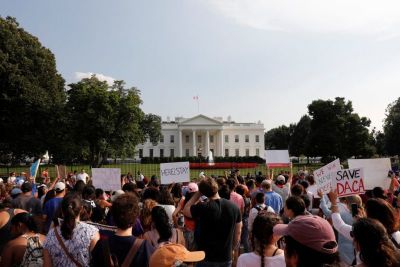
left=160, top=162, right=190, bottom=184
left=92, top=168, right=121, bottom=191
left=265, top=150, right=290, bottom=168
left=348, top=158, right=391, bottom=190
left=55, top=165, right=67, bottom=179
left=333, top=168, right=365, bottom=197
left=314, top=159, right=341, bottom=194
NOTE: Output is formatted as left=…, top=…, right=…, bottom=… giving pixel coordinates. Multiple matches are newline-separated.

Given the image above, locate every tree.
left=307, top=97, right=373, bottom=162
left=65, top=76, right=161, bottom=167
left=0, top=16, right=66, bottom=162
left=289, top=115, right=311, bottom=157
left=383, top=97, right=400, bottom=156
left=264, top=124, right=295, bottom=150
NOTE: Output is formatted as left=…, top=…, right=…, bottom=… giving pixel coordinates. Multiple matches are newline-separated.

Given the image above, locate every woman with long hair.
left=1, top=212, right=46, bottom=266
left=91, top=193, right=155, bottom=267
left=144, top=206, right=185, bottom=249
left=237, top=211, right=285, bottom=267
left=43, top=193, right=99, bottom=267
left=352, top=218, right=400, bottom=267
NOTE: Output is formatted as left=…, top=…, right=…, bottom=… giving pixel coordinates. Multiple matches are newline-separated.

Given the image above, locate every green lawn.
left=0, top=163, right=321, bottom=180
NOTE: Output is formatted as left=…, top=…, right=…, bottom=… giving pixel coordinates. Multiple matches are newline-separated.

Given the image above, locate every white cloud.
left=75, top=72, right=115, bottom=86
left=204, top=0, right=400, bottom=37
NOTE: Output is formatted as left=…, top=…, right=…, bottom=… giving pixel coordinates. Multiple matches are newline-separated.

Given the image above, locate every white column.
left=205, top=130, right=210, bottom=157
left=178, top=130, right=182, bottom=157
left=220, top=130, right=224, bottom=156
left=192, top=130, right=196, bottom=156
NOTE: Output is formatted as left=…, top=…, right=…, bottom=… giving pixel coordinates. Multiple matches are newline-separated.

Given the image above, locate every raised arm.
left=182, top=191, right=201, bottom=218
left=328, top=191, right=352, bottom=240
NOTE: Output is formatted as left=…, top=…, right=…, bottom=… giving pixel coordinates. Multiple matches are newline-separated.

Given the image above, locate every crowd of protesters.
left=1, top=166, right=400, bottom=267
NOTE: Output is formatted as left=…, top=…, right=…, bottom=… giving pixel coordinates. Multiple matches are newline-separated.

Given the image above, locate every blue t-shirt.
left=43, top=197, right=63, bottom=232
left=265, top=191, right=283, bottom=213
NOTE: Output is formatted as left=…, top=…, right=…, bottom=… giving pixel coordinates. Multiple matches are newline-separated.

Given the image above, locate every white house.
left=136, top=114, right=265, bottom=158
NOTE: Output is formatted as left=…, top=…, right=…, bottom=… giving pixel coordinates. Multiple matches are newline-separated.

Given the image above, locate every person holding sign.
left=328, top=190, right=400, bottom=248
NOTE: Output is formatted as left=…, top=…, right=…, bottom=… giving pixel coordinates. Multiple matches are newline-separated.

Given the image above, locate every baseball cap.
left=37, top=184, right=47, bottom=189
left=276, top=175, right=285, bottom=183
left=273, top=215, right=338, bottom=254
left=55, top=182, right=65, bottom=192
left=111, top=190, right=125, bottom=202
left=11, top=188, right=22, bottom=196
left=149, top=243, right=205, bottom=267
left=188, top=182, right=198, bottom=193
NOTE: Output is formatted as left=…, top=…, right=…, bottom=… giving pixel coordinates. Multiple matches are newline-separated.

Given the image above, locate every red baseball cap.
left=273, top=215, right=338, bottom=254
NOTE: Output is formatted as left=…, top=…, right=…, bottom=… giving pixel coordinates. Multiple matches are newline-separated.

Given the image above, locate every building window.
left=197, top=135, right=202, bottom=143
left=235, top=149, right=239, bottom=156
left=245, top=149, right=250, bottom=156
left=185, top=149, right=190, bottom=157
left=160, top=149, right=164, bottom=158
left=255, top=135, right=260, bottom=143
left=185, top=135, right=189, bottom=143
left=225, top=135, right=229, bottom=143
left=225, top=149, right=229, bottom=157
left=210, top=135, right=214, bottom=143
left=245, top=135, right=249, bottom=143
left=235, top=135, right=239, bottom=143
left=256, top=148, right=260, bottom=156
left=139, top=149, right=143, bottom=158
left=160, top=135, right=164, bottom=143
left=170, top=135, right=175, bottom=143
left=170, top=149, right=174, bottom=158
left=149, top=149, right=153, bottom=158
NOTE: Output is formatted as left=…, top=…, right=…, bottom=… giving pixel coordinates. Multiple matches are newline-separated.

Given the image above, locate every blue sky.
left=2, top=0, right=400, bottom=131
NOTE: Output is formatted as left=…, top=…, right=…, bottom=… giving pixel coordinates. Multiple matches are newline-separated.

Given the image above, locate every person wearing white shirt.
left=238, top=212, right=284, bottom=267
left=76, top=169, right=89, bottom=184
left=248, top=192, right=275, bottom=232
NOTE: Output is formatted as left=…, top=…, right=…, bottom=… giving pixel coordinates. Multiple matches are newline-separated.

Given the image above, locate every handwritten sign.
left=160, top=162, right=190, bottom=184
left=348, top=158, right=391, bottom=190
left=314, top=159, right=341, bottom=194
left=92, top=168, right=121, bottom=191
left=334, top=168, right=365, bottom=197
left=265, top=150, right=290, bottom=168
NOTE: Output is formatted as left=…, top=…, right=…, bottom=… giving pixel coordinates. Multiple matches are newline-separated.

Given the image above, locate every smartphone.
left=351, top=203, right=359, bottom=217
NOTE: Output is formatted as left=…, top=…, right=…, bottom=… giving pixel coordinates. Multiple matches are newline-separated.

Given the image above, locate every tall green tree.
left=289, top=115, right=311, bottom=157
left=383, top=97, right=400, bottom=156
left=66, top=76, right=161, bottom=167
left=0, top=16, right=66, bottom=162
left=264, top=124, right=295, bottom=150
left=307, top=97, right=373, bottom=161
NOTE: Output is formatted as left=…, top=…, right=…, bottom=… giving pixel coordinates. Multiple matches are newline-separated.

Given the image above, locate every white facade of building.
left=136, top=114, right=265, bottom=158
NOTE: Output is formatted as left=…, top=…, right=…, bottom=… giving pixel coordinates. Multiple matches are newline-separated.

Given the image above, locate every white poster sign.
left=265, top=150, right=290, bottom=168
left=314, top=159, right=341, bottom=194
left=160, top=162, right=190, bottom=184
left=92, top=168, right=121, bottom=191
left=348, top=158, right=391, bottom=190
left=333, top=168, right=365, bottom=197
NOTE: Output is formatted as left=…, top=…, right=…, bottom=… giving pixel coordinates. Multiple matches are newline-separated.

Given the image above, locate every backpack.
left=20, top=235, right=44, bottom=267
left=254, top=204, right=268, bottom=212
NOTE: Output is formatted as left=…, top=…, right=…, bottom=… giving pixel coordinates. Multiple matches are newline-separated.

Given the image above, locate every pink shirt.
left=230, top=192, right=244, bottom=211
